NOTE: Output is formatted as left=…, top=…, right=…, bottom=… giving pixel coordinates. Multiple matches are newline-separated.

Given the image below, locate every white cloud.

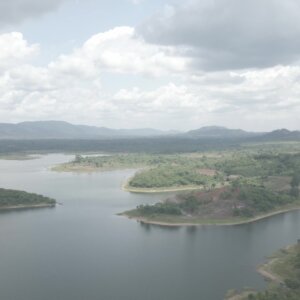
left=0, top=29, right=299, bottom=131
left=0, top=32, right=39, bottom=71
left=50, top=27, right=189, bottom=77
left=111, top=66, right=300, bottom=130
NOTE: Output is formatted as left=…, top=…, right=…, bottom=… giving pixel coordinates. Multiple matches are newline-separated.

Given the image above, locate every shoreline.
left=226, top=244, right=296, bottom=300
left=0, top=154, right=40, bottom=161
left=256, top=258, right=284, bottom=284
left=52, top=164, right=143, bottom=173
left=255, top=244, right=294, bottom=283
left=120, top=205, right=300, bottom=227
left=53, top=165, right=207, bottom=193
left=0, top=203, right=56, bottom=211
left=122, top=175, right=228, bottom=194
left=122, top=181, right=205, bottom=193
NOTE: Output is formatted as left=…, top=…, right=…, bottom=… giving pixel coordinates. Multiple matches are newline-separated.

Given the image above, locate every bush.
left=285, top=278, right=300, bottom=290
left=0, top=188, right=55, bottom=207
left=136, top=203, right=182, bottom=216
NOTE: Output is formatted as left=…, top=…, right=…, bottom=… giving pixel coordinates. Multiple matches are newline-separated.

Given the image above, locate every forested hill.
left=0, top=136, right=300, bottom=155
left=0, top=121, right=299, bottom=141
left=0, top=137, right=250, bottom=154
left=184, top=126, right=261, bottom=138
left=262, top=129, right=300, bottom=140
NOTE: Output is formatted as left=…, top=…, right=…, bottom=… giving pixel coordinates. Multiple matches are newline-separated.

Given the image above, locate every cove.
left=0, top=154, right=299, bottom=300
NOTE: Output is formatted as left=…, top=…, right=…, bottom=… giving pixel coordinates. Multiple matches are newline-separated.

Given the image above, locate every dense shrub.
left=0, top=188, right=55, bottom=207
left=136, top=203, right=182, bottom=216
left=129, top=166, right=209, bottom=188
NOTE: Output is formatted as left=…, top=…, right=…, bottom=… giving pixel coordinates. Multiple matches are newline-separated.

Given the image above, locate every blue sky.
left=0, top=0, right=299, bottom=131
left=12, top=0, right=171, bottom=63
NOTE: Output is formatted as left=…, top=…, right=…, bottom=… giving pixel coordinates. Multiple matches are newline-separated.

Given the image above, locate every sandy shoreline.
left=122, top=182, right=204, bottom=194
left=226, top=245, right=297, bottom=300
left=257, top=259, right=283, bottom=284
left=53, top=164, right=219, bottom=194
left=0, top=203, right=56, bottom=211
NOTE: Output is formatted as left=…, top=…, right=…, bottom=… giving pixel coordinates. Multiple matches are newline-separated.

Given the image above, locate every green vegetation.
left=127, top=151, right=300, bottom=191
left=129, top=166, right=213, bottom=188
left=55, top=152, right=225, bottom=190
left=0, top=188, right=56, bottom=209
left=0, top=154, right=38, bottom=160
left=122, top=182, right=300, bottom=225
left=231, top=185, right=295, bottom=217
left=136, top=203, right=182, bottom=216
left=54, top=142, right=300, bottom=194
left=135, top=194, right=204, bottom=217
left=228, top=245, right=300, bottom=300
left=0, top=132, right=299, bottom=155
left=54, top=153, right=179, bottom=171
left=216, top=152, right=300, bottom=177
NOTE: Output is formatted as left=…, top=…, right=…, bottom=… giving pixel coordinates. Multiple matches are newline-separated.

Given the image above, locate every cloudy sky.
left=0, top=0, right=300, bottom=131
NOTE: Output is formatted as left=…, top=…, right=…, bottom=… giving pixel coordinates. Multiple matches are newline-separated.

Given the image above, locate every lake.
left=0, top=154, right=299, bottom=300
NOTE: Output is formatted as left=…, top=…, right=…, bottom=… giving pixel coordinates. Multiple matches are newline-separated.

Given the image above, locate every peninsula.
left=0, top=188, right=56, bottom=210
left=121, top=184, right=300, bottom=226
left=226, top=243, right=300, bottom=300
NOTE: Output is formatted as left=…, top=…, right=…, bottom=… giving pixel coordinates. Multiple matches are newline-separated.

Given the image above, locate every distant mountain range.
left=184, top=126, right=300, bottom=140
left=0, top=121, right=298, bottom=140
left=0, top=121, right=177, bottom=139
left=262, top=128, right=300, bottom=140
left=184, top=126, right=262, bottom=138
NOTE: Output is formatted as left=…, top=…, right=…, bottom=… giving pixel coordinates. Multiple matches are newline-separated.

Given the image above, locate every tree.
left=290, top=173, right=300, bottom=198
left=291, top=173, right=300, bottom=188
left=74, top=154, right=83, bottom=163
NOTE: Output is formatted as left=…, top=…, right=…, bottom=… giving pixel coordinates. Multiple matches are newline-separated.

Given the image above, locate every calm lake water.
left=0, top=154, right=300, bottom=300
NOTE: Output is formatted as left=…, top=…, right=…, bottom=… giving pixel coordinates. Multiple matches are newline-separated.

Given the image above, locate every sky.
left=0, top=0, right=300, bottom=131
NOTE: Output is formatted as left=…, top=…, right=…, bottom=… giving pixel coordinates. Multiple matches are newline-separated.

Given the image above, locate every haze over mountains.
left=184, top=126, right=261, bottom=138
left=0, top=121, right=176, bottom=139
left=0, top=121, right=299, bottom=140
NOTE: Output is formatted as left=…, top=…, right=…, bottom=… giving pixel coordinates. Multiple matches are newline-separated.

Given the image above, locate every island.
left=226, top=243, right=300, bottom=300
left=0, top=188, right=56, bottom=210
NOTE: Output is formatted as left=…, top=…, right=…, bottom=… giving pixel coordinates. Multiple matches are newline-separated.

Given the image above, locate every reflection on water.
left=139, top=222, right=181, bottom=231
left=0, top=205, right=55, bottom=215
left=0, top=154, right=299, bottom=300
left=186, top=225, right=197, bottom=235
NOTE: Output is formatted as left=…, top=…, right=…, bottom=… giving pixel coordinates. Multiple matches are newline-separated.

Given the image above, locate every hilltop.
left=0, top=121, right=299, bottom=141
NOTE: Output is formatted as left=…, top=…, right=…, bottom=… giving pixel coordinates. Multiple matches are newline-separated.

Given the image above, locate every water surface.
left=0, top=154, right=299, bottom=300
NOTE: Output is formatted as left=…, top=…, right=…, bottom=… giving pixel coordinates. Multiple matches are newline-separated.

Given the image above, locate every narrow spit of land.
left=226, top=244, right=300, bottom=300
left=0, top=153, right=39, bottom=160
